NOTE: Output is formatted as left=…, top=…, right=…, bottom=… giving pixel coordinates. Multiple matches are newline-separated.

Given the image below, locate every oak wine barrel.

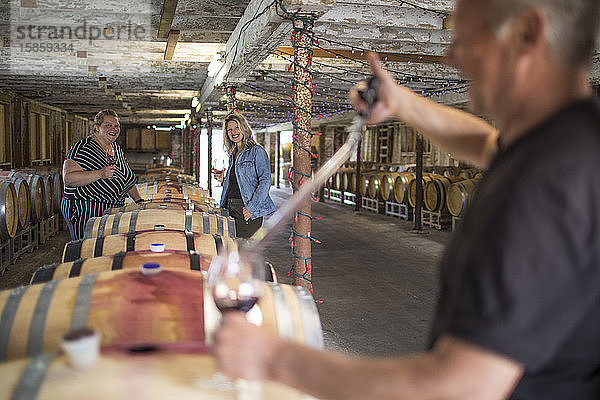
left=0, top=270, right=321, bottom=363
left=83, top=209, right=235, bottom=239
left=62, top=230, right=237, bottom=262
left=391, top=171, right=415, bottom=204
left=377, top=172, right=400, bottom=201
left=11, top=172, right=45, bottom=223
left=359, top=173, right=372, bottom=197
left=41, top=174, right=54, bottom=218
left=348, top=171, right=357, bottom=193
left=333, top=170, right=343, bottom=191
left=367, top=172, right=385, bottom=199
left=0, top=175, right=30, bottom=230
left=0, top=181, right=18, bottom=240
left=447, top=178, right=480, bottom=217
left=407, top=173, right=434, bottom=207
left=424, top=175, right=463, bottom=212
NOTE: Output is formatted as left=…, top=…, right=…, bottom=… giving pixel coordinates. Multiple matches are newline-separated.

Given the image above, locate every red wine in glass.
left=106, top=149, right=117, bottom=166
left=213, top=296, right=259, bottom=313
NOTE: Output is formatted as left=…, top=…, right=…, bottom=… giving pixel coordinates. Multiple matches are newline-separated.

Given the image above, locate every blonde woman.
left=213, top=112, right=275, bottom=238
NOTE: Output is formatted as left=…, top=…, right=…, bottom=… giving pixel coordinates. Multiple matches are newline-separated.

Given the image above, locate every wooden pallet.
left=385, top=201, right=412, bottom=220
left=39, top=214, right=59, bottom=244
left=343, top=192, right=356, bottom=206
left=421, top=209, right=451, bottom=230
left=0, top=239, right=12, bottom=276
left=361, top=197, right=380, bottom=213
left=11, top=224, right=39, bottom=261
left=328, top=189, right=343, bottom=203
left=452, top=216, right=463, bottom=232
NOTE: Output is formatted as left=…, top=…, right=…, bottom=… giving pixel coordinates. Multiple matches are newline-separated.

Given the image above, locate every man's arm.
left=350, top=53, right=498, bottom=168
left=214, top=314, right=523, bottom=400
left=63, top=159, right=115, bottom=187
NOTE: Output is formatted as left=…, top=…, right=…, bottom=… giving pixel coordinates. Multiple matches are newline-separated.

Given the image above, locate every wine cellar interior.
left=0, top=0, right=599, bottom=397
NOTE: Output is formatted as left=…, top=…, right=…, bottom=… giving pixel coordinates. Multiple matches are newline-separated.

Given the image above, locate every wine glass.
left=212, top=159, right=225, bottom=186
left=208, top=246, right=265, bottom=314
left=106, top=149, right=117, bottom=166
left=204, top=246, right=265, bottom=397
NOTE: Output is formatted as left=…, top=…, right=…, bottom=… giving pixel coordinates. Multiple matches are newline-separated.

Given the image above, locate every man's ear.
left=509, top=7, right=545, bottom=54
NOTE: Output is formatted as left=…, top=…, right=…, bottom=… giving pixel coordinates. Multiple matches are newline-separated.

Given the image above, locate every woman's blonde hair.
left=223, top=112, right=256, bottom=155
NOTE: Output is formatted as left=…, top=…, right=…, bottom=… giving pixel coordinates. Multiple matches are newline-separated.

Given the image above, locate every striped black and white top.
left=63, top=136, right=137, bottom=206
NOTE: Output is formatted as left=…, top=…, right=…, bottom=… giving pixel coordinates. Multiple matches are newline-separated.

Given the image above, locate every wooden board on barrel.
left=0, top=270, right=321, bottom=363
left=62, top=231, right=238, bottom=262
left=83, top=209, right=236, bottom=239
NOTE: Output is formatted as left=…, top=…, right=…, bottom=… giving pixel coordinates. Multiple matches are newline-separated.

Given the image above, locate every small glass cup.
left=59, top=328, right=101, bottom=369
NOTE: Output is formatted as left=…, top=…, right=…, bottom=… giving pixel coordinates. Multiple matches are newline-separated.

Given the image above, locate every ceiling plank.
left=276, top=46, right=443, bottom=63
left=158, top=0, right=179, bottom=39
left=164, top=30, right=180, bottom=60
left=199, top=0, right=335, bottom=105
left=313, top=22, right=452, bottom=44
left=318, top=4, right=445, bottom=29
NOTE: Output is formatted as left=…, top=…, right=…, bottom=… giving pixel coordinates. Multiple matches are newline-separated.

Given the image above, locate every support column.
left=225, top=85, right=237, bottom=114
left=412, top=133, right=425, bottom=232
left=275, top=131, right=281, bottom=189
left=318, top=131, right=325, bottom=202
left=206, top=109, right=214, bottom=197
left=183, top=124, right=189, bottom=174
left=193, top=120, right=200, bottom=183
left=290, top=17, right=314, bottom=290
left=354, top=134, right=362, bottom=212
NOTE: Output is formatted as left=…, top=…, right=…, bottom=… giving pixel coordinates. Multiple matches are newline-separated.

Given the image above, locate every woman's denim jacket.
left=220, top=144, right=276, bottom=219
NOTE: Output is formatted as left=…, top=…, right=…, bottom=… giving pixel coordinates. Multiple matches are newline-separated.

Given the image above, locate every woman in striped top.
left=60, top=109, right=143, bottom=240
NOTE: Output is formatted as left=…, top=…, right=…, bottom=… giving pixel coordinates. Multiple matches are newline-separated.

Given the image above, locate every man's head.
left=484, top=0, right=599, bottom=69
left=446, top=0, right=599, bottom=116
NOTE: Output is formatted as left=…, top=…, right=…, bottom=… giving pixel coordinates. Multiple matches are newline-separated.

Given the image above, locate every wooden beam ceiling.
left=1, top=0, right=598, bottom=128
left=164, top=30, right=180, bottom=60
left=158, top=0, right=179, bottom=39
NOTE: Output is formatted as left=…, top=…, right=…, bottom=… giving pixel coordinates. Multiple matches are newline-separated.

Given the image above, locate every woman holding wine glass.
left=213, top=112, right=276, bottom=238
left=61, top=109, right=143, bottom=240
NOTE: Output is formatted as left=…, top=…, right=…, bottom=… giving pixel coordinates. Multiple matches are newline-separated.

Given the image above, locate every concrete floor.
left=0, top=187, right=452, bottom=358
left=264, top=187, right=451, bottom=357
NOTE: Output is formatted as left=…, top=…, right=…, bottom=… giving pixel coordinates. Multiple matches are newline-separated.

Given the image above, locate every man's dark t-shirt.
left=429, top=98, right=600, bottom=399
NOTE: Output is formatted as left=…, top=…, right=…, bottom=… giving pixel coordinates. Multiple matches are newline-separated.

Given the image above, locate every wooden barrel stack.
left=0, top=168, right=320, bottom=396
left=321, top=166, right=483, bottom=227
left=0, top=169, right=63, bottom=272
